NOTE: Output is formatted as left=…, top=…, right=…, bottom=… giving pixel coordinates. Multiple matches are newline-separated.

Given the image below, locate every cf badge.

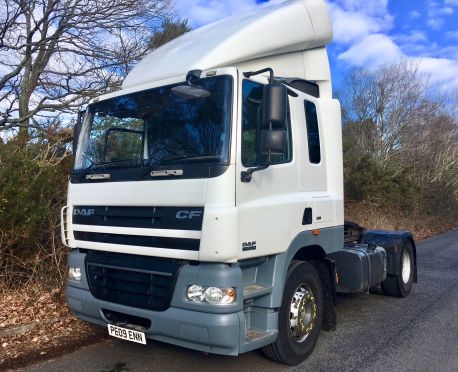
left=175, top=210, right=203, bottom=219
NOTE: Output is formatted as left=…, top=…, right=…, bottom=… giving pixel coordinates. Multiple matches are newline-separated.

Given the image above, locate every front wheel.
left=381, top=240, right=414, bottom=297
left=262, top=261, right=323, bottom=365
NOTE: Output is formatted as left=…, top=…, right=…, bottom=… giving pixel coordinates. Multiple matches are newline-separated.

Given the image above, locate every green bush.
left=0, top=142, right=71, bottom=288
left=344, top=155, right=416, bottom=209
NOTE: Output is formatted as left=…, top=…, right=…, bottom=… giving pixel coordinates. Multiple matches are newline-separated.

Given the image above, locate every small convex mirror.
left=260, top=128, right=287, bottom=154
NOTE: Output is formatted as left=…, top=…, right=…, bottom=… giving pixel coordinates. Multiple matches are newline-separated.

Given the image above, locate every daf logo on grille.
left=73, top=208, right=95, bottom=216
left=175, top=210, right=202, bottom=219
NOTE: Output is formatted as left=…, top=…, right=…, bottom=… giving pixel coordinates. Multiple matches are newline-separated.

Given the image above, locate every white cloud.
left=394, top=30, right=430, bottom=55
left=409, top=10, right=421, bottom=19
left=331, top=0, right=458, bottom=89
left=446, top=31, right=458, bottom=40
left=329, top=0, right=393, bottom=44
left=173, top=0, right=282, bottom=27
left=331, top=0, right=390, bottom=17
left=329, top=6, right=384, bottom=44
left=338, top=33, right=403, bottom=67
left=402, top=30, right=428, bottom=43
left=416, top=57, right=458, bottom=90
left=426, top=0, right=457, bottom=30
left=427, top=17, right=444, bottom=30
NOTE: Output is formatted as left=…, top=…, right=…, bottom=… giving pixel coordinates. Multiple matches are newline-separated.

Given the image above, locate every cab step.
left=245, top=328, right=275, bottom=342
left=239, top=328, right=278, bottom=353
left=243, top=283, right=272, bottom=300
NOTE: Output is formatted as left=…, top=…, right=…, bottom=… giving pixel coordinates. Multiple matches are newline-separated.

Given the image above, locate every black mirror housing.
left=262, top=83, right=287, bottom=128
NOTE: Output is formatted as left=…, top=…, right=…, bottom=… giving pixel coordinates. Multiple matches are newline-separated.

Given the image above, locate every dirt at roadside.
left=0, top=288, right=107, bottom=370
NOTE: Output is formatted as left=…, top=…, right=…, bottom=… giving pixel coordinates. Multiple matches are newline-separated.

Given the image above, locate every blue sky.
left=173, top=0, right=458, bottom=90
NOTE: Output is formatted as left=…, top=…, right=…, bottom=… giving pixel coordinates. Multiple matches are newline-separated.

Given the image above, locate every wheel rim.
left=289, top=283, right=317, bottom=343
left=401, top=249, right=411, bottom=284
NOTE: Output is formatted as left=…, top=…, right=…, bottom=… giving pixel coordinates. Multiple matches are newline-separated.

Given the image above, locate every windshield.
left=74, top=75, right=233, bottom=173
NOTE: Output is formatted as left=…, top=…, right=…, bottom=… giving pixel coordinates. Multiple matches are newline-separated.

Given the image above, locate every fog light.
left=68, top=267, right=81, bottom=281
left=186, top=285, right=236, bottom=305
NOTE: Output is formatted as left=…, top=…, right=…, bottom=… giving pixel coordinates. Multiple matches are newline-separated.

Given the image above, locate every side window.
left=242, top=80, right=292, bottom=167
left=304, top=101, right=321, bottom=164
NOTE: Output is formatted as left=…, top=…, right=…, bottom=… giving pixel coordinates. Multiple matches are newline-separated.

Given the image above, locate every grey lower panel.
left=67, top=285, right=243, bottom=356
left=246, top=225, right=344, bottom=309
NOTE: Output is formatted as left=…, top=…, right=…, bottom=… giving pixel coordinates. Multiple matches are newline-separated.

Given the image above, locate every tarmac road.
left=25, top=229, right=458, bottom=372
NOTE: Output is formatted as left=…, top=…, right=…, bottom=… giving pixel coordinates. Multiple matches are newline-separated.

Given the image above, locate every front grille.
left=73, top=206, right=204, bottom=230
left=75, top=231, right=200, bottom=251
left=85, top=250, right=183, bottom=311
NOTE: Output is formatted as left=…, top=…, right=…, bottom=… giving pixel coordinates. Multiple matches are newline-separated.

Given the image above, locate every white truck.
left=63, top=0, right=417, bottom=365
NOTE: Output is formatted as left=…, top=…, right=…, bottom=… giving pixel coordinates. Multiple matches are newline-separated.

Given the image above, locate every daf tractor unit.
left=63, top=0, right=417, bottom=365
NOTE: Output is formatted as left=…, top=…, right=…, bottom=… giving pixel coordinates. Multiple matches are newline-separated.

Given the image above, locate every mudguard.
left=360, top=230, right=417, bottom=283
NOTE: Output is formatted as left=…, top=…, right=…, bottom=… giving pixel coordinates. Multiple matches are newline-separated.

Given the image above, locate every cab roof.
left=122, top=0, right=333, bottom=89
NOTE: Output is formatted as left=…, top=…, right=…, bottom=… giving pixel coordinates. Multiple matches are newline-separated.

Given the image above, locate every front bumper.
left=66, top=249, right=245, bottom=355
left=67, top=286, right=243, bottom=355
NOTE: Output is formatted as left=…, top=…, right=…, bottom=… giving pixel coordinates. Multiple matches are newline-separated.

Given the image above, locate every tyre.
left=381, top=240, right=414, bottom=297
left=262, top=261, right=323, bottom=365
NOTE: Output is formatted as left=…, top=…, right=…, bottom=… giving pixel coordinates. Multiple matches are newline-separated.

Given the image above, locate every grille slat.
left=90, top=276, right=169, bottom=298
left=73, top=206, right=204, bottom=230
left=85, top=250, right=182, bottom=311
left=88, top=267, right=171, bottom=286
left=75, top=231, right=200, bottom=251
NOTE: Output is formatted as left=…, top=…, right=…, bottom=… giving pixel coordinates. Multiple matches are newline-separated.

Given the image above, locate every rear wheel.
left=381, top=241, right=414, bottom=297
left=262, top=261, right=323, bottom=365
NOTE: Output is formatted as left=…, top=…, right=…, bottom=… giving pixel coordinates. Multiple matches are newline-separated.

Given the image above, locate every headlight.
left=186, top=285, right=236, bottom=305
left=68, top=267, right=82, bottom=281
left=186, top=285, right=205, bottom=303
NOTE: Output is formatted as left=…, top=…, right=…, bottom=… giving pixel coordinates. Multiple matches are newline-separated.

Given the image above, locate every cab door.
left=236, top=77, right=303, bottom=259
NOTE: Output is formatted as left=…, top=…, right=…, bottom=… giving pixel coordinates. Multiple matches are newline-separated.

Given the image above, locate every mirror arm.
left=243, top=67, right=274, bottom=83
left=240, top=162, right=270, bottom=183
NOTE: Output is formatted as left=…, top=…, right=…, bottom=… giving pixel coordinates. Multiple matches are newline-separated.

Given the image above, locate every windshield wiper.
left=81, top=159, right=139, bottom=173
left=157, top=154, right=221, bottom=165
left=138, top=155, right=220, bottom=178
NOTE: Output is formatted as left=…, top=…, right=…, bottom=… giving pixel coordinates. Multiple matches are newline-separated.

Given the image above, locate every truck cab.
left=63, top=0, right=416, bottom=365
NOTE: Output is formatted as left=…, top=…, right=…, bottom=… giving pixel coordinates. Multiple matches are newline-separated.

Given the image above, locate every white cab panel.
left=69, top=179, right=207, bottom=207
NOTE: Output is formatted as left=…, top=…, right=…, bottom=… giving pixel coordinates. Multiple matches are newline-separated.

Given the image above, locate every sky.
left=172, top=0, right=458, bottom=90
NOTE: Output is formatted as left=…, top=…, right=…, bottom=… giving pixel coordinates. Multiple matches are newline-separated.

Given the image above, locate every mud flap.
left=314, top=259, right=337, bottom=332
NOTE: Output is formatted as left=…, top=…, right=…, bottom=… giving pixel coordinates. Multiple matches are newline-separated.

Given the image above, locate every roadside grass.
left=345, top=201, right=457, bottom=240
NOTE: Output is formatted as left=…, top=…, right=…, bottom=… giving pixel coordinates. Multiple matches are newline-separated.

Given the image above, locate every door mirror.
left=73, top=110, right=84, bottom=154
left=260, top=128, right=287, bottom=154
left=262, top=83, right=287, bottom=128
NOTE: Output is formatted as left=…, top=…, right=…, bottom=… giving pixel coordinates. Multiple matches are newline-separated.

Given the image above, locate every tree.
left=339, top=61, right=435, bottom=167
left=148, top=18, right=191, bottom=50
left=0, top=0, right=173, bottom=140
left=339, top=60, right=458, bottom=213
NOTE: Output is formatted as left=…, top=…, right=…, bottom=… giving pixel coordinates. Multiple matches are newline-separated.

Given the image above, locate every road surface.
left=26, top=230, right=458, bottom=372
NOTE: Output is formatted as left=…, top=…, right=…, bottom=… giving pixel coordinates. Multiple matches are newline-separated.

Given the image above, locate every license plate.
left=107, top=324, right=146, bottom=345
